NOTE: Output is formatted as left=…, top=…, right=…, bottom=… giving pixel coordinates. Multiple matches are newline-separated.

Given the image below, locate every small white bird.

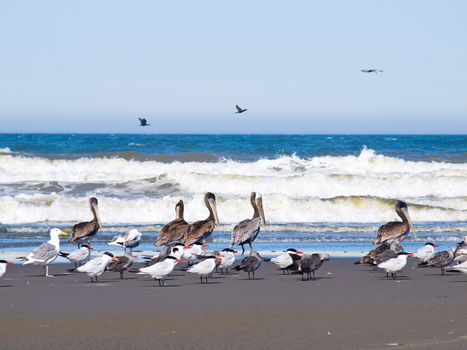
left=187, top=256, right=221, bottom=283
left=0, top=260, right=13, bottom=278
left=270, top=248, right=304, bottom=273
left=137, top=255, right=183, bottom=286
left=75, top=252, right=118, bottom=283
left=18, top=228, right=68, bottom=277
left=218, top=248, right=237, bottom=274
left=108, top=229, right=143, bottom=253
left=412, top=242, right=438, bottom=263
left=59, top=244, right=92, bottom=267
left=183, top=241, right=208, bottom=260
left=377, top=252, right=413, bottom=279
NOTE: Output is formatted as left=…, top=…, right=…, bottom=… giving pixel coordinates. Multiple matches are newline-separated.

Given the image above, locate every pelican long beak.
left=92, top=202, right=103, bottom=229
left=256, top=196, right=266, bottom=226
left=208, top=198, right=220, bottom=225
left=404, top=210, right=416, bottom=238
left=58, top=230, right=68, bottom=237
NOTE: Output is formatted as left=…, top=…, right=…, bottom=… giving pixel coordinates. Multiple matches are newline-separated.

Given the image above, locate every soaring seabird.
left=184, top=193, right=220, bottom=246
left=18, top=228, right=68, bottom=277
left=155, top=200, right=190, bottom=246
left=361, top=69, right=383, bottom=73
left=69, top=197, right=102, bottom=247
left=374, top=201, right=416, bottom=250
left=138, top=117, right=150, bottom=126
left=235, top=105, right=248, bottom=114
left=230, top=192, right=266, bottom=255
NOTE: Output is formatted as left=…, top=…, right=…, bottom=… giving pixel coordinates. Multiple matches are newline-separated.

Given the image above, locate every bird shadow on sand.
left=0, top=285, right=13, bottom=288
left=25, top=273, right=70, bottom=278
left=238, top=277, right=265, bottom=281
left=377, top=276, right=411, bottom=281
left=449, top=280, right=467, bottom=283
left=140, top=284, right=180, bottom=288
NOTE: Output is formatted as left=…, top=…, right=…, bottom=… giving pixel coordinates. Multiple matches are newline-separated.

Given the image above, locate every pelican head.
left=255, top=193, right=266, bottom=226
left=205, top=192, right=220, bottom=225
left=89, top=197, right=103, bottom=229
left=175, top=200, right=184, bottom=220
left=397, top=201, right=416, bottom=238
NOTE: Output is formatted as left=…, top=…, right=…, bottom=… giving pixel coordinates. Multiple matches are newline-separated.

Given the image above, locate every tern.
left=187, top=256, right=221, bottom=283
left=59, top=244, right=92, bottom=267
left=75, top=252, right=119, bottom=283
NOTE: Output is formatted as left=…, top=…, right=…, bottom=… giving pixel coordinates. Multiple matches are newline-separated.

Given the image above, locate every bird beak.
left=256, top=196, right=266, bottom=226
left=112, top=257, right=119, bottom=262
left=184, top=245, right=190, bottom=249
left=208, top=197, right=220, bottom=225
left=407, top=253, right=414, bottom=257
left=7, top=262, right=13, bottom=265
left=297, top=251, right=304, bottom=255
left=176, top=259, right=184, bottom=263
left=403, top=209, right=416, bottom=238
left=434, top=244, right=439, bottom=248
left=59, top=230, right=68, bottom=237
left=202, top=243, right=209, bottom=248
left=215, top=257, right=222, bottom=261
left=92, top=201, right=103, bottom=229
left=233, top=250, right=238, bottom=253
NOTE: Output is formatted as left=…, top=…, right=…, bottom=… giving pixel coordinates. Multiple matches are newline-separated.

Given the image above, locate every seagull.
left=412, top=242, right=438, bottom=263
left=137, top=255, right=182, bottom=286
left=138, top=117, right=150, bottom=126
left=106, top=254, right=136, bottom=279
left=59, top=244, right=92, bottom=267
left=75, top=252, right=119, bottom=283
left=270, top=248, right=304, bottom=274
left=18, top=228, right=68, bottom=277
left=235, top=105, right=248, bottom=114
left=218, top=248, right=237, bottom=274
left=377, top=252, right=413, bottom=279
left=0, top=260, right=13, bottom=278
left=292, top=253, right=330, bottom=281
left=361, top=69, right=384, bottom=73
left=232, top=249, right=262, bottom=280
left=108, top=229, right=143, bottom=253
left=187, top=256, right=221, bottom=283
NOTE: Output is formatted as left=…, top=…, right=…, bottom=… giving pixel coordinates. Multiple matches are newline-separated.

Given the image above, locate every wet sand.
left=1, top=259, right=466, bottom=350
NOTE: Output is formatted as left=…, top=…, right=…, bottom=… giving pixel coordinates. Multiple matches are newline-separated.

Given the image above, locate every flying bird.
left=138, top=117, right=150, bottom=126
left=235, top=105, right=248, bottom=114
left=361, top=69, right=384, bottom=73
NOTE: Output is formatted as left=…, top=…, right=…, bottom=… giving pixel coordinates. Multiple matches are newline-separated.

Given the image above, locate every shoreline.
left=1, top=259, right=466, bottom=349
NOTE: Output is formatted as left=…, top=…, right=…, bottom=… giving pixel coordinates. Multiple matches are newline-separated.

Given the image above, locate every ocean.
left=0, top=134, right=466, bottom=258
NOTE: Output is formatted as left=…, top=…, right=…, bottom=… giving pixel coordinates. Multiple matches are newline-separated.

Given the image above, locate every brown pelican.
left=230, top=192, right=266, bottom=255
left=232, top=249, right=262, bottom=280
left=155, top=200, right=190, bottom=246
left=184, top=193, right=220, bottom=246
left=418, top=242, right=463, bottom=275
left=69, top=197, right=102, bottom=247
left=235, top=105, right=248, bottom=114
left=374, top=201, right=416, bottom=250
left=138, top=117, right=150, bottom=126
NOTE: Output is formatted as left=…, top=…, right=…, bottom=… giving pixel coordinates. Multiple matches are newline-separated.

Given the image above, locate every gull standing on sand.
left=218, top=248, right=237, bottom=274
left=374, top=201, right=416, bottom=250
left=137, top=255, right=182, bottom=286
left=184, top=193, right=220, bottom=246
left=377, top=252, right=413, bottom=279
left=106, top=254, right=136, bottom=279
left=75, top=252, right=118, bottom=283
left=108, top=229, right=142, bottom=253
left=418, top=242, right=463, bottom=275
left=155, top=200, right=190, bottom=246
left=292, top=253, right=330, bottom=281
left=270, top=248, right=304, bottom=274
left=412, top=242, right=438, bottom=263
left=231, top=192, right=266, bottom=255
left=232, top=249, right=262, bottom=280
left=0, top=260, right=13, bottom=278
left=18, top=228, right=67, bottom=277
left=187, top=256, right=221, bottom=283
left=59, top=244, right=92, bottom=267
left=69, top=197, right=102, bottom=247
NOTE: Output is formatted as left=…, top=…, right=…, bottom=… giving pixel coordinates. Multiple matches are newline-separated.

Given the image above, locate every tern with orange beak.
left=0, top=260, right=13, bottom=279
left=377, top=252, right=413, bottom=279
left=137, top=255, right=183, bottom=287
left=187, top=256, right=222, bottom=283
left=270, top=248, right=304, bottom=274
left=75, top=252, right=119, bottom=283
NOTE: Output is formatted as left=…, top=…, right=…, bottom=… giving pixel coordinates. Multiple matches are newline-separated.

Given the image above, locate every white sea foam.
left=0, top=148, right=466, bottom=224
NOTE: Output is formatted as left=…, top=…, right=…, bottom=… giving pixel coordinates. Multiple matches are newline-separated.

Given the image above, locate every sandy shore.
left=1, top=259, right=466, bottom=350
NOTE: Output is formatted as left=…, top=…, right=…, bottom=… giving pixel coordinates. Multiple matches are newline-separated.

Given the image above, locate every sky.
left=0, top=0, right=466, bottom=133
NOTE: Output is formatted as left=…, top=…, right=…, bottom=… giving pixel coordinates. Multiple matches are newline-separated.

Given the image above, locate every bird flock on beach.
left=1, top=194, right=467, bottom=285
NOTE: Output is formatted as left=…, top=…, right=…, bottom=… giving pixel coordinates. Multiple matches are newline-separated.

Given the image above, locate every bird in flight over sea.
left=361, top=69, right=384, bottom=74
left=235, top=105, right=248, bottom=114
left=138, top=117, right=150, bottom=126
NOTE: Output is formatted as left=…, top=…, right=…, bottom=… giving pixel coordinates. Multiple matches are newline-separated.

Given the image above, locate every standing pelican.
left=230, top=192, right=266, bottom=255
left=374, top=201, right=416, bottom=250
left=69, top=197, right=102, bottom=247
left=184, top=193, right=220, bottom=246
left=155, top=200, right=190, bottom=246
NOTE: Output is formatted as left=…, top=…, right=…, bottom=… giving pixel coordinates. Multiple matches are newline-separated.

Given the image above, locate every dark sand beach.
left=1, top=259, right=467, bottom=350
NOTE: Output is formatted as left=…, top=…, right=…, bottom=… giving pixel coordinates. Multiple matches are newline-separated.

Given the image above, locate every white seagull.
left=18, top=228, right=68, bottom=277
left=218, top=248, right=237, bottom=274
left=377, top=252, right=413, bottom=279
left=412, top=242, right=438, bottom=263
left=108, top=229, right=143, bottom=253
left=0, top=260, right=13, bottom=278
left=187, top=256, right=221, bottom=283
left=59, top=244, right=92, bottom=267
left=137, top=255, right=183, bottom=286
left=75, top=252, right=118, bottom=283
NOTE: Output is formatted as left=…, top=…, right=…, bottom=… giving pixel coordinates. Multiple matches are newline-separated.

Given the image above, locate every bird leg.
left=200, top=276, right=203, bottom=284
left=441, top=267, right=445, bottom=275
left=241, top=245, right=245, bottom=255
left=90, top=277, right=94, bottom=283
left=312, top=271, right=316, bottom=280
left=120, top=271, right=124, bottom=279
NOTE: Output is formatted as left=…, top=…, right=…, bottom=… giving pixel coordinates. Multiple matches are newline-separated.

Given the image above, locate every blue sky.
left=0, top=1, right=466, bottom=133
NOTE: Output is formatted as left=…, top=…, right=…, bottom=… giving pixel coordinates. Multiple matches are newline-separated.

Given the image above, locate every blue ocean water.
left=0, top=134, right=466, bottom=257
